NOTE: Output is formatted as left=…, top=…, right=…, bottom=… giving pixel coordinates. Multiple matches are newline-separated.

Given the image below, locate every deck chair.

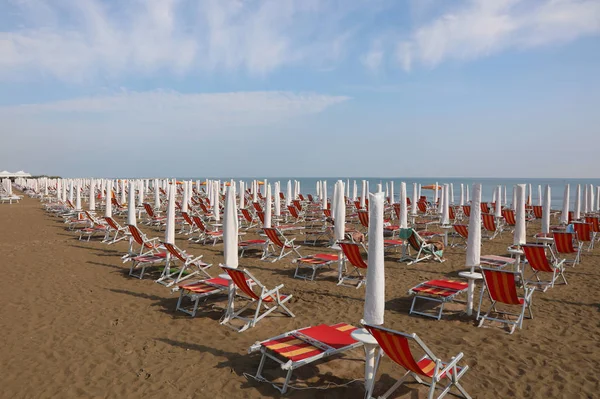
left=180, top=211, right=195, bottom=234
left=262, top=227, right=302, bottom=262
left=365, top=324, right=471, bottom=399
left=293, top=253, right=338, bottom=281
left=338, top=242, right=368, bottom=288
left=248, top=323, right=361, bottom=394
left=482, top=213, right=502, bottom=240
left=522, top=244, right=567, bottom=292
left=552, top=231, right=581, bottom=266
left=480, top=202, right=490, bottom=214
left=287, top=205, right=305, bottom=223
left=241, top=208, right=258, bottom=230
left=462, top=205, right=471, bottom=218
left=175, top=277, right=231, bottom=317
left=239, top=239, right=267, bottom=258
left=502, top=208, right=516, bottom=228
left=405, top=229, right=445, bottom=265
left=190, top=215, right=223, bottom=245
left=357, top=210, right=369, bottom=233
left=573, top=222, right=594, bottom=251
left=103, top=216, right=130, bottom=244
left=142, top=203, right=166, bottom=227
left=408, top=279, right=468, bottom=320
left=78, top=211, right=109, bottom=241
left=477, top=267, right=534, bottom=334
left=126, top=224, right=165, bottom=258
left=219, top=265, right=294, bottom=332
left=451, top=224, right=468, bottom=247
left=156, top=242, right=212, bottom=287
left=128, top=252, right=168, bottom=279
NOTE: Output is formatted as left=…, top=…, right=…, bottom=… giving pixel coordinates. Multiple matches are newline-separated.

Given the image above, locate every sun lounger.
left=248, top=322, right=361, bottom=394
left=364, top=324, right=471, bottom=399
left=408, top=279, right=468, bottom=320
left=220, top=265, right=294, bottom=332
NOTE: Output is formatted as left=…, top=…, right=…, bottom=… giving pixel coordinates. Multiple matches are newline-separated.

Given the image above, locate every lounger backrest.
left=192, top=215, right=207, bottom=232
left=308, top=194, right=314, bottom=202
left=257, top=211, right=265, bottom=224
left=340, top=242, right=368, bottom=269
left=279, top=192, right=285, bottom=200
left=288, top=206, right=299, bottom=219
left=553, top=232, right=577, bottom=254
left=104, top=217, right=120, bottom=231
left=143, top=203, right=155, bottom=217
left=449, top=206, right=455, bottom=220
left=463, top=205, right=471, bottom=217
left=417, top=201, right=427, bottom=213
left=264, top=228, right=285, bottom=248
left=532, top=206, right=543, bottom=219
left=365, top=325, right=432, bottom=377
left=522, top=244, right=553, bottom=272
left=573, top=222, right=592, bottom=242
left=584, top=217, right=600, bottom=232
left=393, top=203, right=400, bottom=219
left=323, top=209, right=332, bottom=218
left=502, top=209, right=516, bottom=226
left=453, top=224, right=468, bottom=239
left=241, top=208, right=253, bottom=223
left=164, top=242, right=186, bottom=262
left=199, top=202, right=209, bottom=214
left=482, top=213, right=496, bottom=232
left=182, top=212, right=193, bottom=226
left=354, top=200, right=361, bottom=209
left=482, top=268, right=522, bottom=305
left=225, top=268, right=259, bottom=300
left=128, top=225, right=143, bottom=245
left=252, top=202, right=262, bottom=213
left=293, top=200, right=302, bottom=211
left=298, top=194, right=305, bottom=201
left=480, top=203, right=490, bottom=213
left=357, top=211, right=369, bottom=228
left=406, top=230, right=422, bottom=252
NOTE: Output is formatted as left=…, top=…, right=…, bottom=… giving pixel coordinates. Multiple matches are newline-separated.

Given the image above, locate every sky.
left=1, top=0, right=599, bottom=178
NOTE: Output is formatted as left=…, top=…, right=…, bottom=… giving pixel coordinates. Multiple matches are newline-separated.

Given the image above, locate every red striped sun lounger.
left=175, top=276, right=252, bottom=317
left=248, top=322, right=361, bottom=394
left=408, top=279, right=468, bottom=320
left=293, top=253, right=339, bottom=281
left=364, top=324, right=471, bottom=399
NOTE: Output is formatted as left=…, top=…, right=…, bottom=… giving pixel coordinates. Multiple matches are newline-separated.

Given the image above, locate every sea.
left=181, top=177, right=600, bottom=209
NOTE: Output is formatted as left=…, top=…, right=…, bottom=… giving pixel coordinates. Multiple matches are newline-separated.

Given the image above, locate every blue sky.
left=1, top=0, right=599, bottom=178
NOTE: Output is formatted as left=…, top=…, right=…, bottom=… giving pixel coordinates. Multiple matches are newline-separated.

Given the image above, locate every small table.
left=218, top=272, right=235, bottom=322
left=439, top=224, right=453, bottom=246
left=351, top=328, right=379, bottom=397
left=458, top=270, right=483, bottom=316
left=507, top=246, right=524, bottom=272
left=480, top=255, right=515, bottom=269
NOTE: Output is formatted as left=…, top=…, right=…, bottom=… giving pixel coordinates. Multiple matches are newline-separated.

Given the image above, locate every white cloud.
left=0, top=0, right=363, bottom=81
left=0, top=90, right=350, bottom=128
left=399, top=0, right=600, bottom=70
left=360, top=39, right=384, bottom=72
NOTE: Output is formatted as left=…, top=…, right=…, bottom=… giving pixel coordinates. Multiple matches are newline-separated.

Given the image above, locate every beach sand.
left=1, top=194, right=599, bottom=398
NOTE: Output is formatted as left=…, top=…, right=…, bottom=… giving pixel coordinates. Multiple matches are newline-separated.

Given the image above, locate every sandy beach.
left=1, top=192, right=599, bottom=399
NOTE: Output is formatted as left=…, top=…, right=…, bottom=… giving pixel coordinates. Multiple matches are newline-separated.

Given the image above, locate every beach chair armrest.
left=190, top=255, right=204, bottom=264
left=437, top=352, right=464, bottom=381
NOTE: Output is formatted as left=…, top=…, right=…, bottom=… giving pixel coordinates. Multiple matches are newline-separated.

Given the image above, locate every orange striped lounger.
left=175, top=277, right=239, bottom=317
left=248, top=322, right=362, bottom=394
left=293, top=253, right=339, bottom=281
left=408, top=279, right=468, bottom=320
